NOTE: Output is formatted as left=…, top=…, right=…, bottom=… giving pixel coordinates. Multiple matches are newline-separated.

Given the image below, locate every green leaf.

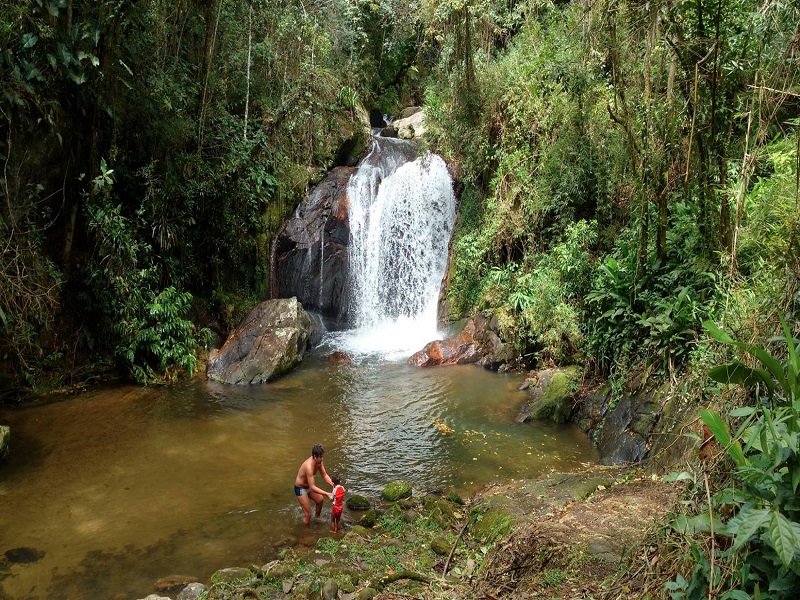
left=728, top=506, right=770, bottom=551
left=708, top=362, right=776, bottom=396
left=700, top=409, right=747, bottom=467
left=768, top=510, right=799, bottom=567
left=704, top=320, right=735, bottom=344
left=663, top=471, right=694, bottom=483
left=22, top=33, right=38, bottom=49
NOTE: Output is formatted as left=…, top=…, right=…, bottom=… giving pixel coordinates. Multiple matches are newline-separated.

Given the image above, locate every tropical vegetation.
left=2, top=0, right=799, bottom=595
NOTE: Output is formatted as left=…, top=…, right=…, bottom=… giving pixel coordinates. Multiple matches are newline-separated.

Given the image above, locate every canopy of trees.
left=1, top=0, right=798, bottom=393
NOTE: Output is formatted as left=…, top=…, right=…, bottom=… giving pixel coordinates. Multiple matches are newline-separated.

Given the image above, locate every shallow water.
left=0, top=351, right=598, bottom=599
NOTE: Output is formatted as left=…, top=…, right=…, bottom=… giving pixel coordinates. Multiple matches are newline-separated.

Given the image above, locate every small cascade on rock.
left=333, top=136, right=457, bottom=359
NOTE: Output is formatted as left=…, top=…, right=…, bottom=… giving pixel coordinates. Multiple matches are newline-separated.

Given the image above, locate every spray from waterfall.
left=331, top=137, right=456, bottom=359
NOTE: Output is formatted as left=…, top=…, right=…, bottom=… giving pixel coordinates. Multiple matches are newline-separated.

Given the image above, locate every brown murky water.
left=0, top=354, right=598, bottom=599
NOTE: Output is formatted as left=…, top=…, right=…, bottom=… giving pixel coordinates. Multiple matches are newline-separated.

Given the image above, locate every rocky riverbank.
left=134, top=465, right=683, bottom=600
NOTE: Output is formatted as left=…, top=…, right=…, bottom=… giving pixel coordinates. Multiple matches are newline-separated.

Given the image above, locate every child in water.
left=329, top=473, right=345, bottom=533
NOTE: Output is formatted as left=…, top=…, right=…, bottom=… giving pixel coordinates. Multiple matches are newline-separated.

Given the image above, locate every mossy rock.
left=262, top=562, right=294, bottom=581
left=471, top=508, right=512, bottom=543
left=446, top=490, right=465, bottom=505
left=356, top=587, right=378, bottom=600
left=382, top=480, right=412, bottom=501
left=430, top=537, right=450, bottom=555
left=210, top=567, right=252, bottom=584
left=322, top=578, right=338, bottom=600
left=346, top=525, right=371, bottom=538
left=530, top=367, right=579, bottom=424
left=346, top=494, right=371, bottom=511
left=359, top=510, right=379, bottom=528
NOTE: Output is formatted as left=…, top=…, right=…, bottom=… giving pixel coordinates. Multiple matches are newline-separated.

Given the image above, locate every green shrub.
left=667, top=317, right=800, bottom=598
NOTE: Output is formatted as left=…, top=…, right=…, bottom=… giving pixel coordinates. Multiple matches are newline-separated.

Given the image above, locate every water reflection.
left=0, top=354, right=597, bottom=599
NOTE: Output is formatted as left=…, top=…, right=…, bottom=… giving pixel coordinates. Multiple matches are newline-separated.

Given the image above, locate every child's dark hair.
left=331, top=472, right=341, bottom=485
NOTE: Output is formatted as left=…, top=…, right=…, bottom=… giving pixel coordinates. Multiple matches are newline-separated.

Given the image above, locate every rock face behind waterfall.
left=408, top=313, right=514, bottom=369
left=271, top=167, right=353, bottom=325
left=206, top=298, right=315, bottom=384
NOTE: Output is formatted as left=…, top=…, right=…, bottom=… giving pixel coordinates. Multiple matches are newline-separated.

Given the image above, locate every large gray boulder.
left=206, top=298, right=315, bottom=384
left=393, top=109, right=427, bottom=139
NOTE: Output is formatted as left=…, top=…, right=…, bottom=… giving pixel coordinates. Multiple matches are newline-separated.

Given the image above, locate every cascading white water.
left=332, top=137, right=456, bottom=360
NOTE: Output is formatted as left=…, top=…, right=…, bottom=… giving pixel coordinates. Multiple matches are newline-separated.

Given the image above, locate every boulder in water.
left=393, top=110, right=427, bottom=139
left=408, top=313, right=513, bottom=369
left=206, top=298, right=315, bottom=384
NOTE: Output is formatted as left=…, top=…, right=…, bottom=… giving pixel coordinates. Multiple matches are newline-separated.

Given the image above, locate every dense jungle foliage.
left=2, top=0, right=800, bottom=596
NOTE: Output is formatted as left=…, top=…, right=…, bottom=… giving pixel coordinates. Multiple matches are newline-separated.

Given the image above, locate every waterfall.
left=331, top=136, right=456, bottom=359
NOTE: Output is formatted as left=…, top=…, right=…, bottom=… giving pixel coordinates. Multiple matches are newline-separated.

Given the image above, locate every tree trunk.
left=198, top=0, right=223, bottom=151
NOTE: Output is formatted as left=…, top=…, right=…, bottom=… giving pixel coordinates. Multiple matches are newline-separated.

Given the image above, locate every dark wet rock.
left=176, top=582, right=206, bottom=600
left=0, top=425, right=9, bottom=461
left=4, top=547, right=45, bottom=564
left=408, top=313, right=513, bottom=370
left=382, top=480, right=412, bottom=501
left=154, top=575, right=198, bottom=593
left=399, top=497, right=419, bottom=510
left=271, top=167, right=353, bottom=323
left=333, top=107, right=371, bottom=168
left=207, top=298, right=314, bottom=384
left=574, top=379, right=670, bottom=465
left=403, top=510, right=418, bottom=523
left=380, top=126, right=398, bottom=138
left=346, top=494, right=371, bottom=511
left=327, top=351, right=354, bottom=366
left=369, top=108, right=386, bottom=128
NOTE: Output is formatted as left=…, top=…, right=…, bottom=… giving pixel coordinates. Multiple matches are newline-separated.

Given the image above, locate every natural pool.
left=0, top=350, right=598, bottom=599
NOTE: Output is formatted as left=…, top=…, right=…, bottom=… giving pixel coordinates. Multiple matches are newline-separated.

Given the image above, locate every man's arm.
left=305, top=462, right=330, bottom=496
left=319, top=463, right=334, bottom=487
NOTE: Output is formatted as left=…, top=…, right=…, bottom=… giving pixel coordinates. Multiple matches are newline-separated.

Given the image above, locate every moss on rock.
left=346, top=494, right=371, bottom=511
left=382, top=480, right=412, bottom=501
left=471, top=508, right=512, bottom=543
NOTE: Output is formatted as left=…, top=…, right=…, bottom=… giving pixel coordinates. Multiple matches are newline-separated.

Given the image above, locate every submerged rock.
left=206, top=298, right=315, bottom=384
left=4, top=547, right=45, bottom=564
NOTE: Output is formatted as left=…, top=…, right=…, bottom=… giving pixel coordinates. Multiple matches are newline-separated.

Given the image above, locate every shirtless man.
left=294, top=444, right=333, bottom=525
